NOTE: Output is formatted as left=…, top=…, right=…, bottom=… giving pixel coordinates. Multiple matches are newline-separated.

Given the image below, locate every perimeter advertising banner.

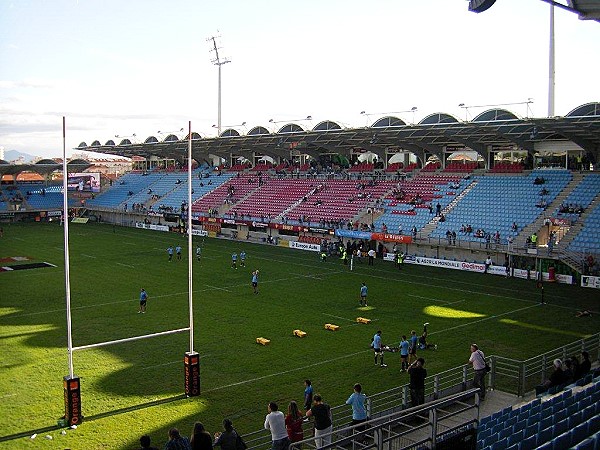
left=289, top=241, right=320, bottom=252
left=68, top=173, right=101, bottom=193
left=581, top=275, right=600, bottom=289
left=371, top=233, right=412, bottom=244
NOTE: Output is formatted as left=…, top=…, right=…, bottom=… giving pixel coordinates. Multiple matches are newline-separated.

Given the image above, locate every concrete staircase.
left=513, top=173, right=583, bottom=250
left=420, top=179, right=479, bottom=238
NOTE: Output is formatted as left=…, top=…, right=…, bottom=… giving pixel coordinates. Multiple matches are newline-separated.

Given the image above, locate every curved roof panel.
left=78, top=142, right=88, bottom=148
left=566, top=102, right=600, bottom=117
left=473, top=108, right=518, bottom=122
left=36, top=159, right=59, bottom=165
left=118, top=138, right=132, bottom=146
left=248, top=126, right=270, bottom=136
left=420, top=113, right=459, bottom=125
left=313, top=120, right=342, bottom=131
left=220, top=129, right=240, bottom=137
left=91, top=140, right=101, bottom=147
left=277, top=123, right=305, bottom=133
left=104, top=139, right=116, bottom=146
left=372, top=116, right=405, bottom=128
left=0, top=159, right=9, bottom=165
left=145, top=136, right=158, bottom=144
left=163, top=134, right=179, bottom=142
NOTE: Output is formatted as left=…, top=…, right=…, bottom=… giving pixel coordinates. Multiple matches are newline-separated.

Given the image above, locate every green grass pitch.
left=0, top=222, right=599, bottom=449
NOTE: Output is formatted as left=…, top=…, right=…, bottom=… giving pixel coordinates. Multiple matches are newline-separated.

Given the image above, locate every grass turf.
left=0, top=222, right=599, bottom=449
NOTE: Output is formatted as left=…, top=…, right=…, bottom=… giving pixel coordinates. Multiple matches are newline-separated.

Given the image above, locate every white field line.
left=204, top=284, right=232, bottom=292
left=116, top=262, right=135, bottom=268
left=81, top=254, right=97, bottom=259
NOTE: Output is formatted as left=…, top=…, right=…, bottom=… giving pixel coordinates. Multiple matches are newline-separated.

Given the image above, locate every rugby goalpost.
left=61, top=118, right=200, bottom=426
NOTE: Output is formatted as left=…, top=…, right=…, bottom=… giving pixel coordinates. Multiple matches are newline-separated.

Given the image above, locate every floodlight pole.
left=62, top=116, right=82, bottom=426
left=548, top=3, right=555, bottom=117
left=209, top=36, right=231, bottom=136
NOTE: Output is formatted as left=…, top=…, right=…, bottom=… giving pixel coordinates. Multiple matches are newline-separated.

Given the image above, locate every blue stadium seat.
left=506, top=430, right=523, bottom=448
left=572, top=437, right=595, bottom=450
left=499, top=427, right=512, bottom=440
left=521, top=434, right=538, bottom=450
left=582, top=405, right=595, bottom=422
left=491, top=438, right=507, bottom=450
left=554, top=409, right=567, bottom=423
left=589, top=415, right=600, bottom=434
left=478, top=427, right=491, bottom=441
left=572, top=423, right=590, bottom=447
left=539, top=416, right=553, bottom=432
left=536, top=441, right=553, bottom=450
left=538, top=426, right=553, bottom=445
left=513, top=420, right=526, bottom=434
left=524, top=424, right=538, bottom=439
left=555, top=419, right=569, bottom=436
left=552, top=431, right=571, bottom=450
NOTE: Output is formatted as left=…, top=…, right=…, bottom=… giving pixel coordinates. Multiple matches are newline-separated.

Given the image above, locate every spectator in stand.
left=579, top=351, right=591, bottom=378
left=468, top=344, right=487, bottom=400
left=535, top=359, right=568, bottom=396
left=190, top=423, right=212, bottom=450
left=408, top=358, right=427, bottom=407
left=165, top=428, right=191, bottom=450
left=139, top=435, right=159, bottom=450
left=264, top=402, right=291, bottom=450
left=346, top=383, right=368, bottom=431
left=563, top=359, right=574, bottom=384
left=435, top=203, right=441, bottom=216
left=511, top=222, right=518, bottom=232
left=306, top=395, right=333, bottom=449
left=213, top=419, right=238, bottom=450
left=284, top=401, right=304, bottom=444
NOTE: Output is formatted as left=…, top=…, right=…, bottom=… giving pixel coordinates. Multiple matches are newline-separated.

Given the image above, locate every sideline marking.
left=117, top=262, right=135, bottom=268
left=81, top=254, right=97, bottom=259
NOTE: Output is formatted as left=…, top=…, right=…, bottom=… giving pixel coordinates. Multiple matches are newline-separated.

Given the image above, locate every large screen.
left=68, top=173, right=101, bottom=193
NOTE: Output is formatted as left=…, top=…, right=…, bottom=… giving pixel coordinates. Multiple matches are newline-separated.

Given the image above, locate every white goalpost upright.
left=61, top=119, right=200, bottom=426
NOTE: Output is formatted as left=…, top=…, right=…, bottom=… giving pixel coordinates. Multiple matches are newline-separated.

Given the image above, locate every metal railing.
left=243, top=333, right=600, bottom=449
left=493, top=333, right=600, bottom=396
left=288, top=389, right=481, bottom=450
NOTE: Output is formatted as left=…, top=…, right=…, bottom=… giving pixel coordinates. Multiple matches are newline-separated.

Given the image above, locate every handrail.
left=243, top=332, right=600, bottom=449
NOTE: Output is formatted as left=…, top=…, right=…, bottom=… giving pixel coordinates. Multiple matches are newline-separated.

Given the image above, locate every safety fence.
left=243, top=333, right=600, bottom=449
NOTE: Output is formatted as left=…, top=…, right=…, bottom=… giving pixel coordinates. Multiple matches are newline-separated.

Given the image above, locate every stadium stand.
left=373, top=174, right=466, bottom=234
left=283, top=179, right=396, bottom=225
left=476, top=376, right=600, bottom=450
left=552, top=173, right=600, bottom=223
left=568, top=202, right=600, bottom=254
left=429, top=169, right=572, bottom=245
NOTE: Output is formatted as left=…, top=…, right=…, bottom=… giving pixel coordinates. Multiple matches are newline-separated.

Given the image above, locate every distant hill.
left=4, top=150, right=37, bottom=163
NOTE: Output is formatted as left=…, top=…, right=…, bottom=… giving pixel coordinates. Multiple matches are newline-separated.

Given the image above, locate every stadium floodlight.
left=207, top=34, right=231, bottom=137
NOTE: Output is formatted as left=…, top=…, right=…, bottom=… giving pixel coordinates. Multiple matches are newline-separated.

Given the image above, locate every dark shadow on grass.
left=0, top=394, right=187, bottom=443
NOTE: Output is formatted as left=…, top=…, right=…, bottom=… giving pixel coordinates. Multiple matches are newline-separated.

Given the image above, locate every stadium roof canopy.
left=0, top=159, right=92, bottom=177
left=565, top=0, right=600, bottom=21
left=79, top=103, right=600, bottom=165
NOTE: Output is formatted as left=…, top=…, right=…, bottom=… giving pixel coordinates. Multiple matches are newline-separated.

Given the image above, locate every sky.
left=1, top=0, right=599, bottom=160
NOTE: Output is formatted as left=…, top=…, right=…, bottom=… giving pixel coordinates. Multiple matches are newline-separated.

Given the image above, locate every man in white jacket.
left=264, top=402, right=291, bottom=450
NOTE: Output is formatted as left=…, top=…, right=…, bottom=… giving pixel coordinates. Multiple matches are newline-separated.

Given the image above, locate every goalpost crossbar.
left=72, top=327, right=191, bottom=352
